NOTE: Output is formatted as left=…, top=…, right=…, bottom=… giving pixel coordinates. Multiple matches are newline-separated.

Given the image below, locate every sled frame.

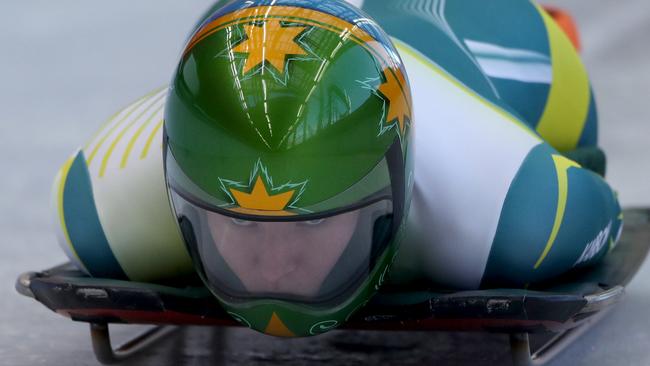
left=84, top=310, right=610, bottom=366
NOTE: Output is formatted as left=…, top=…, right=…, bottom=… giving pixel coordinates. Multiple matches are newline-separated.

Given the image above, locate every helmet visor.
left=170, top=188, right=393, bottom=306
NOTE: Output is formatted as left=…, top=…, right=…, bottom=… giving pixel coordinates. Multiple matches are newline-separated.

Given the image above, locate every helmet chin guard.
left=164, top=0, right=413, bottom=337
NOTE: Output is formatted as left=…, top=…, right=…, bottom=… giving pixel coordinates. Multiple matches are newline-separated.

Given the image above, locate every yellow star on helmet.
left=231, top=20, right=309, bottom=75
left=378, top=67, right=412, bottom=134
left=229, top=176, right=296, bottom=216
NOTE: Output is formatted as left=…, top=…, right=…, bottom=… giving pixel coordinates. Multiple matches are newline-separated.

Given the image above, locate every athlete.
left=52, top=0, right=623, bottom=336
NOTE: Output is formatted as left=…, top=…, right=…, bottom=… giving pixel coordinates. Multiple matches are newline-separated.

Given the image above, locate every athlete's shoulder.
left=481, top=143, right=623, bottom=287
left=51, top=87, right=192, bottom=282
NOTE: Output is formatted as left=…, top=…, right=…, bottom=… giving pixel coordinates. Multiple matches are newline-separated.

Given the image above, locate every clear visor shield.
left=170, top=189, right=394, bottom=306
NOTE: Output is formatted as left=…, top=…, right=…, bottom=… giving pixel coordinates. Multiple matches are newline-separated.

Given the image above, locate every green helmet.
left=164, top=0, right=413, bottom=337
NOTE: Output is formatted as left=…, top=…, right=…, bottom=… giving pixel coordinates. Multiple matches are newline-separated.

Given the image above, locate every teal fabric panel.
left=445, top=0, right=552, bottom=127
left=577, top=88, right=599, bottom=147
left=362, top=0, right=555, bottom=130
left=491, top=79, right=550, bottom=129
left=481, top=143, right=622, bottom=288
left=444, top=0, right=550, bottom=56
left=63, top=151, right=128, bottom=279
left=362, top=0, right=504, bottom=107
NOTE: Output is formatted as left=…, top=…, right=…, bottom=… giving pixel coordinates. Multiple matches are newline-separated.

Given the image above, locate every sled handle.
left=15, top=271, right=36, bottom=299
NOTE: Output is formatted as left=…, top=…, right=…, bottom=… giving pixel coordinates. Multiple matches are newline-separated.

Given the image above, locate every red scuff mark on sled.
left=58, top=308, right=238, bottom=326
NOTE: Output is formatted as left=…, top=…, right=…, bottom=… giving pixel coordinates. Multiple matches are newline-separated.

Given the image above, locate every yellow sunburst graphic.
left=378, top=67, right=412, bottom=135
left=229, top=176, right=296, bottom=215
left=264, top=312, right=295, bottom=337
left=220, top=159, right=308, bottom=216
left=232, top=20, right=309, bottom=75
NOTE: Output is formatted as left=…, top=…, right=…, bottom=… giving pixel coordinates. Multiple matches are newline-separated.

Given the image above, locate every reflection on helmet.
left=164, top=0, right=413, bottom=337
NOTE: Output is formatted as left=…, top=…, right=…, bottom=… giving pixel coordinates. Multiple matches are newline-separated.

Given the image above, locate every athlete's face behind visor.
left=206, top=209, right=360, bottom=297
left=170, top=189, right=393, bottom=306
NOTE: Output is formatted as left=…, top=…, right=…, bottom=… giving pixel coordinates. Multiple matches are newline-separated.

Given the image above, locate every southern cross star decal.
left=219, top=160, right=308, bottom=216
left=232, top=20, right=310, bottom=76
left=377, top=67, right=412, bottom=136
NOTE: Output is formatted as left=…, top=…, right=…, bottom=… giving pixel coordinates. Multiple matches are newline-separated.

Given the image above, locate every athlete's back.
left=369, top=0, right=622, bottom=289
left=51, top=0, right=622, bottom=289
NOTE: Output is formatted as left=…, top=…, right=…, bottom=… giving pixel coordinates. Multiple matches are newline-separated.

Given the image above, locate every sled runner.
left=16, top=209, right=650, bottom=365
